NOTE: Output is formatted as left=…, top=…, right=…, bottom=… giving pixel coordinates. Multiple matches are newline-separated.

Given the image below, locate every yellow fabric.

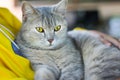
left=73, top=27, right=86, bottom=31
left=0, top=8, right=34, bottom=80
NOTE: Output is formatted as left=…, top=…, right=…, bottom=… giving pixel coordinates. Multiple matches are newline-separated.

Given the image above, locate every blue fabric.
left=11, top=42, right=23, bottom=56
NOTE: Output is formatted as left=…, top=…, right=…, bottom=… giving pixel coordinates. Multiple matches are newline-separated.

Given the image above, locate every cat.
left=15, top=0, right=83, bottom=80
left=69, top=30, right=120, bottom=80
left=15, top=0, right=120, bottom=80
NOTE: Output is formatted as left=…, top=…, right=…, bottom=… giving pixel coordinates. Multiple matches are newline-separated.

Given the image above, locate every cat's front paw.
left=60, top=76, right=74, bottom=80
left=35, top=67, right=57, bottom=80
left=59, top=75, right=83, bottom=80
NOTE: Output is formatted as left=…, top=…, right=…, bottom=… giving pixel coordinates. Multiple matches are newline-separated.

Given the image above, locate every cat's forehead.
left=36, top=7, right=53, bottom=15
left=31, top=7, right=64, bottom=28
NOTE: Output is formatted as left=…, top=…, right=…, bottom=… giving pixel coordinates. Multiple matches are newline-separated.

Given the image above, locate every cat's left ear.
left=53, top=0, right=68, bottom=15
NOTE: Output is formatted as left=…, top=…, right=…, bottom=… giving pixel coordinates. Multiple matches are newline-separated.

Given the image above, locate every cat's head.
left=19, top=0, right=68, bottom=50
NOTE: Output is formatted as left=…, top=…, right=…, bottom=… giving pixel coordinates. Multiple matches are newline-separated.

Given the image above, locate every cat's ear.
left=53, top=0, right=68, bottom=15
left=22, top=1, right=38, bottom=22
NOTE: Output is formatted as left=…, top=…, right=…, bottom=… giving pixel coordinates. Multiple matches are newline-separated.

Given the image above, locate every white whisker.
left=0, top=24, right=15, bottom=37
left=0, top=28, right=20, bottom=49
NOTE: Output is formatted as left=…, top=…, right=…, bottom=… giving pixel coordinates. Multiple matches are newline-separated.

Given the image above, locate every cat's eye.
left=54, top=25, right=61, bottom=32
left=35, top=27, right=44, bottom=33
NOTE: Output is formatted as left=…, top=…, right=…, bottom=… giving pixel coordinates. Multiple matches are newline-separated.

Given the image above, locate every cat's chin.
left=38, top=42, right=65, bottom=50
left=41, top=44, right=62, bottom=50
left=25, top=43, right=61, bottom=50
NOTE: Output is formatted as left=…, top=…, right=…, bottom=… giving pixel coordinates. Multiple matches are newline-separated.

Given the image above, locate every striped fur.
left=16, top=0, right=83, bottom=80
left=69, top=31, right=120, bottom=80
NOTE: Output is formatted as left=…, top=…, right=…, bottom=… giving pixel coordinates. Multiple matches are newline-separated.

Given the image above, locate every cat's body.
left=69, top=31, right=120, bottom=80
left=15, top=0, right=83, bottom=80
left=16, top=34, right=83, bottom=80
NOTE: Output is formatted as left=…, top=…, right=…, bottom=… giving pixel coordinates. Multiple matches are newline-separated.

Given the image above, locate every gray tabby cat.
left=15, top=0, right=83, bottom=80
left=69, top=30, right=120, bottom=80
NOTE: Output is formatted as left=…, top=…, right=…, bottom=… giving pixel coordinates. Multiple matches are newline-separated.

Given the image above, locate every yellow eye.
left=54, top=25, right=61, bottom=32
left=35, top=27, right=44, bottom=33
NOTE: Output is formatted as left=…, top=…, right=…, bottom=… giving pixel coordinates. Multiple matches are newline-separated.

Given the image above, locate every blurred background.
left=1, top=0, right=120, bottom=37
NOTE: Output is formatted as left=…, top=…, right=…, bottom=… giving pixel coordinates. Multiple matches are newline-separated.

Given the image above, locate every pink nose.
left=48, top=39, right=54, bottom=43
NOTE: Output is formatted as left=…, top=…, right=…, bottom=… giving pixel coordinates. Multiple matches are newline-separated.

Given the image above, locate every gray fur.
left=68, top=31, right=120, bottom=80
left=16, top=0, right=83, bottom=80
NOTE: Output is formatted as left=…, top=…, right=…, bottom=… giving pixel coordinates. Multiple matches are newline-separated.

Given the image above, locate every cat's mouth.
left=49, top=43, right=52, bottom=46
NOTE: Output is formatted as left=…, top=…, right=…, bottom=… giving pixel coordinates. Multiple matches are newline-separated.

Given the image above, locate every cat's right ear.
left=53, top=0, right=68, bottom=16
left=22, top=1, right=37, bottom=22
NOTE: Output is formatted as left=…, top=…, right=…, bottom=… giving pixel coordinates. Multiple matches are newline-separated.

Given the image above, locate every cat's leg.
left=59, top=65, right=83, bottom=80
left=59, top=64, right=83, bottom=80
left=34, top=65, right=60, bottom=80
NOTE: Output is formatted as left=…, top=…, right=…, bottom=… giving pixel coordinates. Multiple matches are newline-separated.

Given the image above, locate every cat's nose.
left=48, top=39, right=54, bottom=43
